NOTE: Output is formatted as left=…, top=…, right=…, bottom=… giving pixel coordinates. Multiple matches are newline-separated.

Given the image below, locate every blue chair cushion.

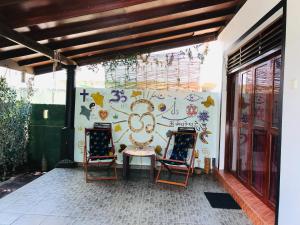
left=169, top=133, right=195, bottom=161
left=89, top=130, right=111, bottom=157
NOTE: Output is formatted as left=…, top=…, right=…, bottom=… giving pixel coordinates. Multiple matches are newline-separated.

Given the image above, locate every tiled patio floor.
left=0, top=168, right=252, bottom=225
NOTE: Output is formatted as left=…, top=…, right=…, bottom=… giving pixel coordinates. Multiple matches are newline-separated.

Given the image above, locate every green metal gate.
left=28, top=104, right=65, bottom=170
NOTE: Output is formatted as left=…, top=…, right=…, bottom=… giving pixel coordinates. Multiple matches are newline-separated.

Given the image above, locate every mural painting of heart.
left=99, top=110, right=108, bottom=120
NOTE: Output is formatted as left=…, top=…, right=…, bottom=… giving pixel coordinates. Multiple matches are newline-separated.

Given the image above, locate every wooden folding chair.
left=83, top=123, right=117, bottom=182
left=156, top=127, right=197, bottom=187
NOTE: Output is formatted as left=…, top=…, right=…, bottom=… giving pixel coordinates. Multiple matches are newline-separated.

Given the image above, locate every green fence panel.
left=28, top=104, right=65, bottom=170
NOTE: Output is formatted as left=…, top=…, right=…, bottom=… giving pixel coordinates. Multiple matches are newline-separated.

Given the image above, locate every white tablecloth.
left=123, top=145, right=155, bottom=156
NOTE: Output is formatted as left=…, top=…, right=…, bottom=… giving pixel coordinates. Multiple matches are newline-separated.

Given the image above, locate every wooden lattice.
left=105, top=51, right=202, bottom=91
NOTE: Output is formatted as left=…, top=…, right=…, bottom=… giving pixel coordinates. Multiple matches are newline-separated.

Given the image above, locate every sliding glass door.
left=228, top=55, right=281, bottom=208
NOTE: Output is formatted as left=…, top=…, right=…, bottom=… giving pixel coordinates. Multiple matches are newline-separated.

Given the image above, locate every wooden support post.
left=57, top=65, right=77, bottom=168
left=65, top=65, right=76, bottom=129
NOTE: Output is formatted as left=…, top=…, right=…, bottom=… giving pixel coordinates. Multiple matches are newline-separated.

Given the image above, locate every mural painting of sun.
left=111, top=92, right=170, bottom=147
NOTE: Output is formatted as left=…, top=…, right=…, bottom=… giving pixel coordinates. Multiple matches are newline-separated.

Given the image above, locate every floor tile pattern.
left=0, top=168, right=252, bottom=225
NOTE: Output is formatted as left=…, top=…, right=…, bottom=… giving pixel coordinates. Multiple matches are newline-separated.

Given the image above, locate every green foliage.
left=0, top=77, right=32, bottom=180
left=103, top=54, right=138, bottom=73
left=87, top=44, right=209, bottom=74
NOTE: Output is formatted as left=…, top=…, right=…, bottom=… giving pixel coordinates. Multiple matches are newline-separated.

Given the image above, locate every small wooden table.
left=122, top=146, right=156, bottom=182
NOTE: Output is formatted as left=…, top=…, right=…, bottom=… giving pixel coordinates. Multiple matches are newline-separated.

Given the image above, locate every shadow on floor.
left=0, top=173, right=43, bottom=199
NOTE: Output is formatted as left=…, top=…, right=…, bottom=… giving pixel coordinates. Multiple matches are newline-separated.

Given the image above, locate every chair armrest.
left=157, top=158, right=186, bottom=164
left=89, top=155, right=117, bottom=160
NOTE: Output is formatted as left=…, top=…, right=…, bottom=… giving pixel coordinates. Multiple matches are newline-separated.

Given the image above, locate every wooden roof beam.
left=16, top=8, right=234, bottom=67
left=17, top=22, right=224, bottom=66
left=77, top=33, right=217, bottom=66
left=1, top=0, right=156, bottom=28
left=33, top=33, right=217, bottom=75
left=0, top=22, right=77, bottom=66
left=0, top=0, right=237, bottom=48
left=3, top=20, right=226, bottom=62
left=0, top=1, right=26, bottom=7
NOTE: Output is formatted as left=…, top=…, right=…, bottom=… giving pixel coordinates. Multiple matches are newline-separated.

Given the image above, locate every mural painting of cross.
left=80, top=89, right=89, bottom=102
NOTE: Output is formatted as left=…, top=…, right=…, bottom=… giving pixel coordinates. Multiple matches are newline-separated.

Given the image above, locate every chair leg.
left=85, top=160, right=118, bottom=181
left=84, top=162, right=89, bottom=183
left=85, top=161, right=94, bottom=183
left=191, top=158, right=195, bottom=175
left=113, top=161, right=118, bottom=180
left=184, top=167, right=191, bottom=187
left=108, top=160, right=118, bottom=180
left=155, top=165, right=162, bottom=183
left=156, top=166, right=191, bottom=188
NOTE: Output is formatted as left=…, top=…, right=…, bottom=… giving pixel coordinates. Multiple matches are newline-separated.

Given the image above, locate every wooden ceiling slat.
left=0, top=0, right=156, bottom=28
left=0, top=21, right=76, bottom=66
left=18, top=56, right=49, bottom=67
left=78, top=33, right=217, bottom=65
left=25, top=33, right=199, bottom=68
left=0, top=0, right=245, bottom=75
left=33, top=33, right=217, bottom=75
left=18, top=29, right=220, bottom=67
left=3, top=20, right=226, bottom=62
left=0, top=0, right=236, bottom=49
left=0, top=1, right=26, bottom=7
left=16, top=9, right=234, bottom=66
left=0, top=37, right=17, bottom=48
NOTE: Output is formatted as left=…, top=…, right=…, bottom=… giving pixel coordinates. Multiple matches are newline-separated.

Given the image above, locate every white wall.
left=217, top=0, right=281, bottom=170
left=278, top=1, right=300, bottom=224
left=219, top=0, right=281, bottom=52
left=199, top=41, right=223, bottom=92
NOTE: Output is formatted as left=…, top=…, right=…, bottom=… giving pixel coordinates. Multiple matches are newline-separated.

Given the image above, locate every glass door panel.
left=254, top=63, right=272, bottom=127
left=230, top=75, right=240, bottom=173
left=238, top=127, right=249, bottom=182
left=237, top=70, right=252, bottom=182
left=268, top=57, right=281, bottom=205
left=272, top=58, right=282, bottom=128
left=269, top=135, right=279, bottom=204
left=252, top=130, right=267, bottom=195
left=240, top=71, right=253, bottom=124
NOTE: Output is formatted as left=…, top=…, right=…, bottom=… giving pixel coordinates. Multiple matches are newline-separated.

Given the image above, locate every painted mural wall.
left=74, top=88, right=220, bottom=168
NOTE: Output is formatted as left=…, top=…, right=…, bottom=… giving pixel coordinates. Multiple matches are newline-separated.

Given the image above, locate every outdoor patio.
left=2, top=0, right=298, bottom=224
left=0, top=168, right=251, bottom=225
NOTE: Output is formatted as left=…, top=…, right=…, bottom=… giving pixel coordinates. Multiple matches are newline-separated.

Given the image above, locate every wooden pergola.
left=0, top=0, right=245, bottom=75
left=0, top=0, right=245, bottom=162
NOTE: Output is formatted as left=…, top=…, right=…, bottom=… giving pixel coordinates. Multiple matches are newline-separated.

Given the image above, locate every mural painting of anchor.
left=171, top=97, right=179, bottom=115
